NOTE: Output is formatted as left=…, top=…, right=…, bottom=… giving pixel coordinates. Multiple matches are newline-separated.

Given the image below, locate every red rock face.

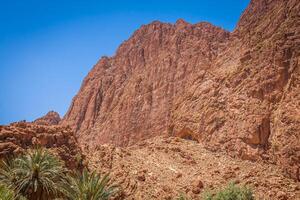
left=62, top=21, right=230, bottom=146
left=0, top=121, right=83, bottom=170
left=62, top=0, right=300, bottom=180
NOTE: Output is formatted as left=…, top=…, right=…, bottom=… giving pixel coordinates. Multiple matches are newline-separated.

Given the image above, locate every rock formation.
left=0, top=121, right=83, bottom=170
left=62, top=20, right=230, bottom=147
left=62, top=0, right=300, bottom=181
left=34, top=111, right=61, bottom=125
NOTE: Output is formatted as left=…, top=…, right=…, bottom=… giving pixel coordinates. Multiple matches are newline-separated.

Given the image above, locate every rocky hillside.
left=62, top=0, right=299, bottom=181
left=87, top=136, right=300, bottom=199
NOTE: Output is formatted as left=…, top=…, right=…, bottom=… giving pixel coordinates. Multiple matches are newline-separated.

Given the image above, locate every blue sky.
left=0, top=0, right=250, bottom=124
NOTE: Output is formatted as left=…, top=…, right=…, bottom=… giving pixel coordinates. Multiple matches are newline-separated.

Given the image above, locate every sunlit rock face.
left=62, top=0, right=300, bottom=180
left=0, top=121, right=82, bottom=170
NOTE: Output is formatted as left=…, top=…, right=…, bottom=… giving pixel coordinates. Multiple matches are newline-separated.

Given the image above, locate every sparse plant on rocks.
left=176, top=193, right=190, bottom=200
left=175, top=183, right=254, bottom=200
left=202, top=183, right=254, bottom=200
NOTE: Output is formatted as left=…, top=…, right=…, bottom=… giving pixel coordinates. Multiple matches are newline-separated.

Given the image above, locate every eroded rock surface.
left=0, top=121, right=82, bottom=170
left=87, top=136, right=300, bottom=200
left=62, top=0, right=300, bottom=180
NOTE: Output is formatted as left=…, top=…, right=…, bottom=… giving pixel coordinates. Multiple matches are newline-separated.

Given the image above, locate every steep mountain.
left=62, top=20, right=230, bottom=147
left=62, top=0, right=300, bottom=181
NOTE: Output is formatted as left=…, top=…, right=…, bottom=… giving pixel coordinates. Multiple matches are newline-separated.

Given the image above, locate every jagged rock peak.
left=113, top=19, right=229, bottom=59
left=175, top=18, right=190, bottom=27
left=129, top=19, right=227, bottom=38
left=34, top=111, right=61, bottom=125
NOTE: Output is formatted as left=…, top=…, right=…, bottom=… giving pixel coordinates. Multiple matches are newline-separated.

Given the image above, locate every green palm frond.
left=0, top=148, right=66, bottom=200
left=0, top=184, right=15, bottom=200
left=0, top=159, right=17, bottom=189
left=62, top=168, right=117, bottom=200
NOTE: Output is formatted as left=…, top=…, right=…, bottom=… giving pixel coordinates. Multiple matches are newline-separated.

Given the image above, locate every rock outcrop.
left=34, top=111, right=61, bottom=125
left=0, top=121, right=83, bottom=170
left=62, top=0, right=300, bottom=180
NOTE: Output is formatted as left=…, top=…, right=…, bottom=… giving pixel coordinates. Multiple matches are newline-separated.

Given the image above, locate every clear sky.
left=0, top=0, right=250, bottom=124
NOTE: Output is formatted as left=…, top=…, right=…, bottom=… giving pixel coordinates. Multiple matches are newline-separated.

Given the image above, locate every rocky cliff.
left=62, top=0, right=300, bottom=180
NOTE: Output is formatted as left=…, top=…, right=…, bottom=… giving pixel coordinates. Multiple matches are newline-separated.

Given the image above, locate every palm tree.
left=0, top=148, right=66, bottom=200
left=62, top=169, right=117, bottom=200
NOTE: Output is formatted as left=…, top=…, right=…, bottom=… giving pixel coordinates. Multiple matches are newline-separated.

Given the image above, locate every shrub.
left=176, top=193, right=190, bottom=200
left=202, top=183, right=254, bottom=200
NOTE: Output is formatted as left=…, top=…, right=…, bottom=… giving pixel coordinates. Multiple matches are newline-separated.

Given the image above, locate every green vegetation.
left=0, top=184, right=15, bottom=200
left=13, top=148, right=65, bottom=199
left=61, top=169, right=117, bottom=200
left=0, top=148, right=65, bottom=200
left=202, top=183, right=254, bottom=200
left=0, top=148, right=117, bottom=200
left=176, top=193, right=190, bottom=200
left=175, top=183, right=254, bottom=200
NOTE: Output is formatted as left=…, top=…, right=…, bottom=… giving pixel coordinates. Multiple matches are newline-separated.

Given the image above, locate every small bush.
left=202, top=183, right=254, bottom=200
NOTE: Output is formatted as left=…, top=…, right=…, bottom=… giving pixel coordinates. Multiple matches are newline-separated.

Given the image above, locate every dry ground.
left=86, top=136, right=300, bottom=200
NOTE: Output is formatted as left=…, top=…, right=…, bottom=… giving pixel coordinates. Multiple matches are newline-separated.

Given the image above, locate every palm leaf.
left=61, top=168, right=118, bottom=200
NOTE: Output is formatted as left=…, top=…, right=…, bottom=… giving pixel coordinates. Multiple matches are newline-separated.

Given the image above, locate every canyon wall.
left=62, top=0, right=300, bottom=180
